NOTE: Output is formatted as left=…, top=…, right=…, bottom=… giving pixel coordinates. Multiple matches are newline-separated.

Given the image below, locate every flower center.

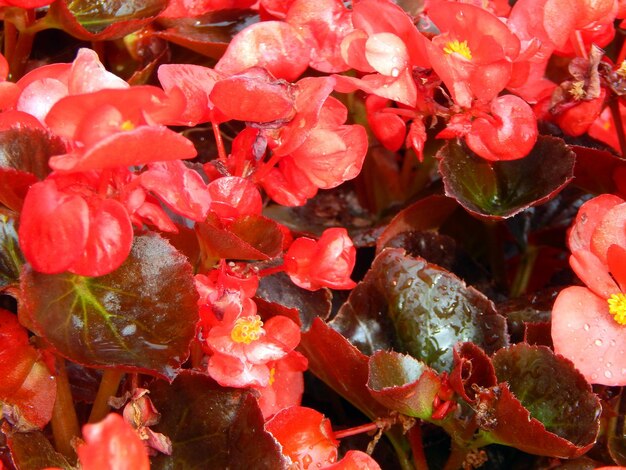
left=443, top=40, right=472, bottom=60
left=268, top=366, right=276, bottom=386
left=617, top=60, right=626, bottom=78
left=607, top=293, right=626, bottom=325
left=120, top=120, right=135, bottom=131
left=231, top=315, right=264, bottom=344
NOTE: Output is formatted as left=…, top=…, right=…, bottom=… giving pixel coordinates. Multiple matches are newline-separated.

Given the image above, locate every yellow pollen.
left=617, top=60, right=626, bottom=78
left=120, top=120, right=135, bottom=131
left=443, top=40, right=472, bottom=60
left=231, top=315, right=264, bottom=344
left=607, top=293, right=626, bottom=325
left=568, top=81, right=586, bottom=100
left=269, top=367, right=276, bottom=386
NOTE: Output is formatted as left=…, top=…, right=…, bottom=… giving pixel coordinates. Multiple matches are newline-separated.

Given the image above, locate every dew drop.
left=622, top=368, right=626, bottom=375
left=607, top=362, right=613, bottom=368
left=595, top=339, right=603, bottom=346
left=583, top=323, right=590, bottom=331
left=302, top=454, right=313, bottom=468
left=611, top=339, right=617, bottom=346
left=605, top=370, right=613, bottom=379
left=591, top=373, right=598, bottom=380
left=390, top=67, right=400, bottom=77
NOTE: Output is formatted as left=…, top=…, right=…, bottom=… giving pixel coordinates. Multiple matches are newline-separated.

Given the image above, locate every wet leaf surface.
left=336, top=248, right=507, bottom=371
left=21, top=233, right=198, bottom=381
left=480, top=344, right=601, bottom=458
left=439, top=137, right=575, bottom=219
left=150, top=371, right=288, bottom=469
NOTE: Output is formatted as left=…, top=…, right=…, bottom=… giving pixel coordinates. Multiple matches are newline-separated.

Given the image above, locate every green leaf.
left=336, top=248, right=507, bottom=371
left=0, top=210, right=23, bottom=289
left=367, top=350, right=441, bottom=420
left=21, top=233, right=198, bottom=381
left=439, top=136, right=575, bottom=219
left=477, top=344, right=601, bottom=458
left=48, top=0, right=167, bottom=40
left=150, top=371, right=288, bottom=469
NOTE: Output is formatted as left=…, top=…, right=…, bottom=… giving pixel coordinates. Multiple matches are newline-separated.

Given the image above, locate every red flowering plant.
left=5, top=0, right=626, bottom=468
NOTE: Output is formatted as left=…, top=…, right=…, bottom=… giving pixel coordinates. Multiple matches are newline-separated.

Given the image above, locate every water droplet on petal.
left=390, top=67, right=400, bottom=77
left=583, top=323, right=590, bottom=331
left=621, top=368, right=626, bottom=375
left=302, top=454, right=313, bottom=468
left=595, top=339, right=603, bottom=346
left=610, top=339, right=617, bottom=346
left=591, top=373, right=598, bottom=380
left=605, top=370, right=613, bottom=379
left=607, top=362, right=613, bottom=368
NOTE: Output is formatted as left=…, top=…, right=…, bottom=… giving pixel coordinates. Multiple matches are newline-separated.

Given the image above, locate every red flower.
left=552, top=194, right=626, bottom=385
left=284, top=227, right=357, bottom=290
left=265, top=406, right=381, bottom=469
left=76, top=414, right=150, bottom=470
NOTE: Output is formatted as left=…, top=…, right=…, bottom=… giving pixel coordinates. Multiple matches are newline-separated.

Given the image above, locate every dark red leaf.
left=0, top=210, right=23, bottom=289
left=149, top=371, right=289, bottom=469
left=439, top=136, right=575, bottom=219
left=298, top=317, right=390, bottom=419
left=449, top=342, right=496, bottom=403
left=47, top=0, right=167, bottom=40
left=196, top=213, right=284, bottom=263
left=21, top=233, right=198, bottom=381
left=3, top=426, right=71, bottom=470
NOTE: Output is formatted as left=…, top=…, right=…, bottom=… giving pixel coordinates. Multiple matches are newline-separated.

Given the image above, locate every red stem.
left=252, top=152, right=282, bottom=183
left=333, top=422, right=379, bottom=440
left=610, top=97, right=626, bottom=158
left=212, top=122, right=228, bottom=163
left=407, top=423, right=429, bottom=470
left=256, top=264, right=286, bottom=278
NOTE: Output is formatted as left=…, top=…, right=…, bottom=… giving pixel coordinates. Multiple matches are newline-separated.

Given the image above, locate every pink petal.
left=570, top=249, right=618, bottom=299
left=590, top=202, right=626, bottom=265
left=568, top=194, right=624, bottom=253
left=552, top=286, right=626, bottom=386
left=365, top=32, right=409, bottom=77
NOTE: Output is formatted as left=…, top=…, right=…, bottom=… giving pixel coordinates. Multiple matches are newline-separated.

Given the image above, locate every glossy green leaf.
left=150, top=371, right=288, bottom=469
left=439, top=136, right=575, bottom=219
left=478, top=344, right=601, bottom=458
left=0, top=210, right=23, bottom=289
left=48, top=0, right=167, bottom=40
left=336, top=248, right=507, bottom=371
left=367, top=350, right=441, bottom=419
left=21, top=233, right=198, bottom=381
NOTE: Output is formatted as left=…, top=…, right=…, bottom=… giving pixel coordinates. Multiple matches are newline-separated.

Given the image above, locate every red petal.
left=78, top=414, right=149, bottom=470
left=18, top=179, right=88, bottom=273
left=68, top=198, right=133, bottom=277
left=216, top=21, right=309, bottom=82
left=568, top=194, right=624, bottom=253
left=49, top=126, right=197, bottom=172
left=210, top=70, right=295, bottom=122
left=552, top=286, right=626, bottom=386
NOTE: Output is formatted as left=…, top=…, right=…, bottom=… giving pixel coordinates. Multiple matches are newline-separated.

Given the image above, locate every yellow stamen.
left=268, top=367, right=276, bottom=386
left=607, top=293, right=626, bottom=325
left=443, top=40, right=472, bottom=60
left=231, top=315, right=264, bottom=344
left=617, top=60, right=626, bottom=78
left=568, top=81, right=586, bottom=100
left=120, top=120, right=135, bottom=131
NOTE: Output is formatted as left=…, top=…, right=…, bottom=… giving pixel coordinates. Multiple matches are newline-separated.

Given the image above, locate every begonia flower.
left=552, top=194, right=626, bottom=385
left=265, top=406, right=381, bottom=469
left=284, top=227, right=356, bottom=291
left=77, top=414, right=150, bottom=470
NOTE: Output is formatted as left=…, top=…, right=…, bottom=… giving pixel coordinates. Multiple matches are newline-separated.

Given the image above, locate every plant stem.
left=88, top=369, right=124, bottom=423
left=212, top=122, right=227, bottom=163
left=407, top=423, right=428, bottom=470
left=485, top=221, right=506, bottom=291
left=333, top=422, right=379, bottom=440
left=509, top=245, right=538, bottom=298
left=610, top=97, right=626, bottom=158
left=51, top=358, right=80, bottom=460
